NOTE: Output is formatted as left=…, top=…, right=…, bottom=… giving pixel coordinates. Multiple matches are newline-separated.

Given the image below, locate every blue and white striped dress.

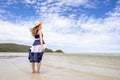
left=28, top=34, right=45, bottom=62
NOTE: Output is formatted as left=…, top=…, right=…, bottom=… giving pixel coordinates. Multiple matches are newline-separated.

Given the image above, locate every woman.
left=28, top=21, right=45, bottom=73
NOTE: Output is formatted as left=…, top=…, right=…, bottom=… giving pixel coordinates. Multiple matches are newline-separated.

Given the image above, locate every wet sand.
left=0, top=52, right=120, bottom=80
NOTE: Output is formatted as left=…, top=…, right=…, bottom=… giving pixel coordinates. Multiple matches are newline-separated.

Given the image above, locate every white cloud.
left=59, top=0, right=89, bottom=6
left=0, top=0, right=120, bottom=53
left=24, top=0, right=36, bottom=4
left=107, top=0, right=120, bottom=17
left=34, top=0, right=98, bottom=14
left=0, top=9, right=5, bottom=13
left=117, top=0, right=120, bottom=4
left=0, top=9, right=5, bottom=18
left=0, top=20, right=33, bottom=45
left=0, top=0, right=18, bottom=8
left=46, top=0, right=96, bottom=8
left=38, top=0, right=120, bottom=53
left=37, top=12, right=120, bottom=53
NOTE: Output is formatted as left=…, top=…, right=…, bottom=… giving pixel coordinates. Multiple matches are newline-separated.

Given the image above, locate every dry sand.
left=0, top=52, right=120, bottom=80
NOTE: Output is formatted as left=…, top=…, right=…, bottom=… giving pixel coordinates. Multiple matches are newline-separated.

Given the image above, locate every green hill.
left=0, top=43, right=53, bottom=52
left=0, top=43, right=30, bottom=52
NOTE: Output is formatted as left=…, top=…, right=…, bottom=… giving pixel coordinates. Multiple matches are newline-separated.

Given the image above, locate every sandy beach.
left=0, top=52, right=120, bottom=80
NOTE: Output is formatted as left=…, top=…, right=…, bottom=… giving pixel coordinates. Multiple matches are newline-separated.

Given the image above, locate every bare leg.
left=37, top=61, right=41, bottom=73
left=31, top=62, right=35, bottom=73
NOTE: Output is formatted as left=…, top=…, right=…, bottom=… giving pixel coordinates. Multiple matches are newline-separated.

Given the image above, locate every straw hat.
left=34, top=21, right=42, bottom=27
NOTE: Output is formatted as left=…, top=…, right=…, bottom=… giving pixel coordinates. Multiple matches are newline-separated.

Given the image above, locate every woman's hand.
left=41, top=45, right=45, bottom=51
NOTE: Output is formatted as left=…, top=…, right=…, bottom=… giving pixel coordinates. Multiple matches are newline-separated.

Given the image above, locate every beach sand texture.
left=0, top=52, right=120, bottom=80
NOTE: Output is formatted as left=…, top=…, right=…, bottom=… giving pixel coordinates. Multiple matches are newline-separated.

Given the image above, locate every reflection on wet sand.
left=30, top=74, right=46, bottom=80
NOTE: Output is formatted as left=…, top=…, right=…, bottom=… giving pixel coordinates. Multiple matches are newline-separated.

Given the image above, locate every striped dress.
left=28, top=34, right=45, bottom=62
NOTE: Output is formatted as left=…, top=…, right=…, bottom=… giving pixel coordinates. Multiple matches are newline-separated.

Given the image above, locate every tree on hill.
left=45, top=48, right=53, bottom=52
left=54, top=49, right=64, bottom=53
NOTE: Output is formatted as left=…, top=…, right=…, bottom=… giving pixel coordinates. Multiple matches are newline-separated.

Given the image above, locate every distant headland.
left=0, top=43, right=64, bottom=53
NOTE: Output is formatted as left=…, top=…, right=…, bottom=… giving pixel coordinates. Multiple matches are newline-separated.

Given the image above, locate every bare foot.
left=32, top=71, right=36, bottom=73
left=36, top=71, right=40, bottom=73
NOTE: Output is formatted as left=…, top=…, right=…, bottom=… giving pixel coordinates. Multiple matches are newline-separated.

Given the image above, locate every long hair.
left=30, top=25, right=39, bottom=36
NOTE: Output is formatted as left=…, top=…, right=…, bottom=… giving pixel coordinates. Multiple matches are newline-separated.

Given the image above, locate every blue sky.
left=0, top=0, right=120, bottom=53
